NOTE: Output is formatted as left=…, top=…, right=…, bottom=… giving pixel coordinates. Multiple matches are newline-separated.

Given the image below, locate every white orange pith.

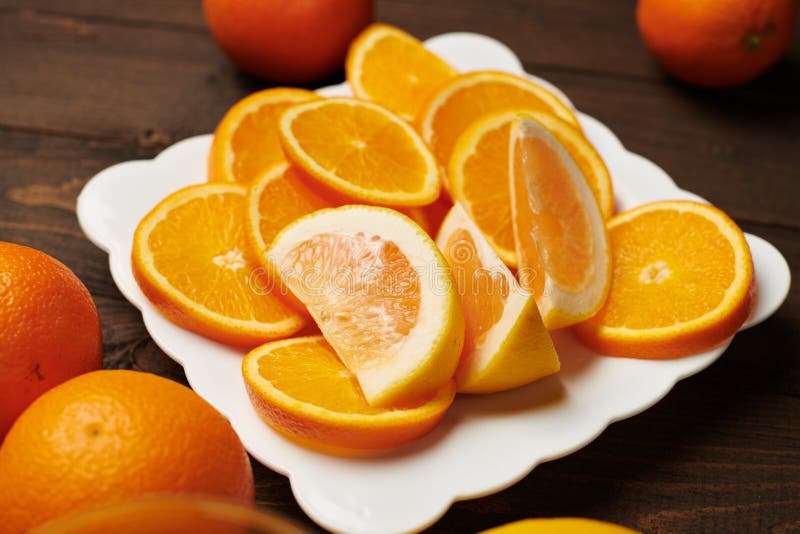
left=574, top=200, right=754, bottom=359
left=266, top=205, right=464, bottom=406
left=436, top=204, right=560, bottom=393
left=509, top=117, right=611, bottom=329
left=449, top=109, right=614, bottom=267
left=208, top=88, right=320, bottom=185
left=242, top=336, right=456, bottom=451
left=132, top=183, right=305, bottom=347
left=278, top=97, right=441, bottom=207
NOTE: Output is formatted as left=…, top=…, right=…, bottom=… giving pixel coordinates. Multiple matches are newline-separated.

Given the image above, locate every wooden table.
left=1, top=1, right=798, bottom=532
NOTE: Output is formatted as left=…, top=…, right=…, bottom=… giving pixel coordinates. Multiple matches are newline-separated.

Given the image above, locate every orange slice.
left=436, top=204, right=559, bottom=393
left=132, top=183, right=305, bottom=347
left=266, top=205, right=464, bottom=406
left=242, top=336, right=456, bottom=452
left=245, top=163, right=331, bottom=264
left=574, top=200, right=754, bottom=359
left=278, top=97, right=441, bottom=207
left=510, top=117, right=611, bottom=330
left=450, top=109, right=614, bottom=267
left=417, top=70, right=582, bottom=168
left=208, top=88, right=319, bottom=185
left=346, top=23, right=457, bottom=121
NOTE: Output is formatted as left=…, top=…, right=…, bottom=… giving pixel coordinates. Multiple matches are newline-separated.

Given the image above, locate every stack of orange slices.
left=131, top=23, right=755, bottom=453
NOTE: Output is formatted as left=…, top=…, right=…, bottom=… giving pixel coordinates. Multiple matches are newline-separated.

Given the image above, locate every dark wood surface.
left=1, top=1, right=798, bottom=532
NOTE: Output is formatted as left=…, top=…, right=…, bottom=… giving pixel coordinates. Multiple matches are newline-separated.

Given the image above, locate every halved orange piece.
left=574, top=200, right=754, bottom=359
left=279, top=97, right=441, bottom=207
left=266, top=205, right=464, bottom=406
left=132, top=183, right=305, bottom=347
left=208, top=88, right=319, bottom=185
left=436, top=204, right=559, bottom=393
left=242, top=336, right=456, bottom=452
left=417, top=70, right=581, bottom=168
left=245, top=163, right=331, bottom=265
left=450, top=109, right=614, bottom=267
left=346, top=23, right=457, bottom=121
left=510, top=117, right=611, bottom=330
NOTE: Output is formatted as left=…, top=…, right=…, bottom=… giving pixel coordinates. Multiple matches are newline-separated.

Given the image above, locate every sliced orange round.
left=245, top=163, right=331, bottom=265
left=450, top=109, right=614, bottom=267
left=346, top=23, right=457, bottom=121
left=417, top=70, right=582, bottom=168
left=242, top=336, right=456, bottom=452
left=510, top=117, right=611, bottom=330
left=266, top=205, right=464, bottom=406
left=279, top=97, right=441, bottom=207
left=208, top=88, right=319, bottom=185
left=132, top=183, right=305, bottom=347
left=574, top=200, right=754, bottom=359
left=436, top=204, right=560, bottom=393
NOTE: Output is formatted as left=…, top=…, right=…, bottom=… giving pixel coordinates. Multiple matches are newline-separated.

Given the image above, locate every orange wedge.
left=278, top=97, right=441, bottom=207
left=574, top=200, right=754, bottom=359
left=417, top=70, right=581, bottom=168
left=510, top=117, right=611, bottom=330
left=346, top=23, right=457, bottom=121
left=208, top=88, right=319, bottom=185
left=266, top=205, right=464, bottom=406
left=245, top=163, right=331, bottom=265
left=436, top=204, right=559, bottom=393
left=242, top=336, right=456, bottom=452
left=132, top=183, right=305, bottom=347
left=450, top=109, right=614, bottom=267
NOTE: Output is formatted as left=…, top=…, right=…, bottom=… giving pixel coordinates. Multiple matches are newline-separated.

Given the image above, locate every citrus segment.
left=346, top=23, right=457, bottom=121
left=242, top=336, right=456, bottom=451
left=267, top=205, right=464, bottom=406
left=574, top=200, right=754, bottom=359
left=132, top=183, right=305, bottom=347
left=279, top=98, right=441, bottom=207
left=450, top=109, right=614, bottom=267
left=436, top=204, right=559, bottom=393
left=208, top=88, right=319, bottom=185
left=245, top=163, right=331, bottom=265
left=510, top=118, right=611, bottom=329
left=418, top=70, right=581, bottom=168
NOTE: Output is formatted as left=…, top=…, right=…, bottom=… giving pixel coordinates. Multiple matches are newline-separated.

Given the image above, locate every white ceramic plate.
left=77, top=33, right=790, bottom=534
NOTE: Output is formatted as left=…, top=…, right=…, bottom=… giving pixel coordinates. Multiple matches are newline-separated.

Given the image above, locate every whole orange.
left=637, top=0, right=797, bottom=87
left=0, top=370, right=255, bottom=533
left=204, top=0, right=373, bottom=84
left=0, top=242, right=103, bottom=440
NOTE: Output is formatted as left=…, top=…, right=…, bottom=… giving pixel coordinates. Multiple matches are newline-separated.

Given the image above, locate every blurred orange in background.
left=637, top=0, right=797, bottom=87
left=204, top=0, right=373, bottom=84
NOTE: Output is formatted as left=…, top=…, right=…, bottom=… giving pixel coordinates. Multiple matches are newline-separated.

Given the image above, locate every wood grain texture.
left=0, top=1, right=797, bottom=533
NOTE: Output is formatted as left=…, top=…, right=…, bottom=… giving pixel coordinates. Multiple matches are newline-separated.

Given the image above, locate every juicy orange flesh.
left=430, top=80, right=566, bottom=164
left=257, top=338, right=386, bottom=414
left=359, top=34, right=454, bottom=119
left=279, top=232, right=420, bottom=369
left=512, top=135, right=593, bottom=294
left=230, top=100, right=304, bottom=184
left=461, top=123, right=516, bottom=254
left=148, top=192, right=293, bottom=322
left=593, top=210, right=735, bottom=329
left=444, top=230, right=508, bottom=355
left=459, top=118, right=612, bottom=261
left=290, top=103, right=429, bottom=193
left=257, top=167, right=330, bottom=247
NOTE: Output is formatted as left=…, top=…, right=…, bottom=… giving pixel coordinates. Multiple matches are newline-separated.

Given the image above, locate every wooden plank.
left=0, top=0, right=205, bottom=29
